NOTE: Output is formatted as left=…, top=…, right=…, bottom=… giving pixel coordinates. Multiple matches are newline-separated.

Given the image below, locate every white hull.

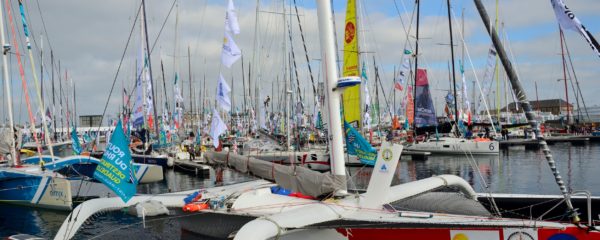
left=405, top=137, right=499, bottom=155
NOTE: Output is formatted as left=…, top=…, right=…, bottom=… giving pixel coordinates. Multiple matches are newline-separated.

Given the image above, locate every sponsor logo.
left=345, top=22, right=355, bottom=44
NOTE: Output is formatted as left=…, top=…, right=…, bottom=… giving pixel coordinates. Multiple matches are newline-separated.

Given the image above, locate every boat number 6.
left=489, top=143, right=495, bottom=151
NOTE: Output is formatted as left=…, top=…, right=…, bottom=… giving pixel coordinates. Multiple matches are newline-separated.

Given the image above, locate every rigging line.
left=5, top=0, right=43, bottom=158
left=34, top=0, right=53, bottom=53
left=450, top=8, right=497, bottom=134
left=292, top=0, right=316, bottom=98
left=91, top=2, right=142, bottom=140
left=148, top=0, right=177, bottom=56
left=562, top=35, right=591, bottom=122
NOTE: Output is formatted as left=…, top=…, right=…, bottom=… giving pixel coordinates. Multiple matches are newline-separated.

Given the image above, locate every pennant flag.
left=394, top=49, right=411, bottom=91
left=71, top=127, right=82, bottom=155
left=93, top=120, right=137, bottom=203
left=344, top=121, right=377, bottom=166
left=225, top=0, right=240, bottom=35
left=551, top=0, right=600, bottom=59
left=210, top=109, right=227, bottom=148
left=216, top=74, right=232, bottom=111
left=221, top=31, right=241, bottom=68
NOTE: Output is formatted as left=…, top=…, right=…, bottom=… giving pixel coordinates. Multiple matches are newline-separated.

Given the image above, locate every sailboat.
left=0, top=0, right=73, bottom=210
left=53, top=1, right=600, bottom=239
left=404, top=0, right=498, bottom=155
left=125, top=0, right=171, bottom=168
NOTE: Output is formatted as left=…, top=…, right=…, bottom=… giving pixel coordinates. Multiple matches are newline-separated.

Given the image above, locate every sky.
left=1, top=0, right=599, bottom=125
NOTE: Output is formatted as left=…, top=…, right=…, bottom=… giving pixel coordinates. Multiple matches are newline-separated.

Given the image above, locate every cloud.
left=3, top=0, right=599, bottom=127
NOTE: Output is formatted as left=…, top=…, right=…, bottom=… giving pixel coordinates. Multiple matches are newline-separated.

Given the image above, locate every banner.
left=71, top=127, right=82, bottom=155
left=414, top=69, right=436, bottom=127
left=221, top=31, right=241, bottom=68
left=551, top=0, right=600, bottom=59
left=344, top=121, right=377, bottom=166
left=477, top=47, right=497, bottom=114
left=93, top=120, right=137, bottom=203
left=342, top=0, right=361, bottom=128
left=406, top=86, right=414, bottom=126
left=216, top=74, right=232, bottom=111
left=394, top=49, right=411, bottom=91
left=210, top=108, right=227, bottom=148
left=361, top=63, right=371, bottom=129
left=460, top=62, right=471, bottom=124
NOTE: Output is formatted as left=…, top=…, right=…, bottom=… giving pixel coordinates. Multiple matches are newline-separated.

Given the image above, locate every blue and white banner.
left=221, top=31, right=241, bottom=68
left=216, top=74, right=232, bottom=111
left=225, top=0, right=240, bottom=35
left=344, top=121, right=377, bottom=166
left=93, top=120, right=137, bottom=203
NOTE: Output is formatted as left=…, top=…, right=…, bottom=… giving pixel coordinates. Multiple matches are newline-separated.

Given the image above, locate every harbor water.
left=2, top=142, right=599, bottom=239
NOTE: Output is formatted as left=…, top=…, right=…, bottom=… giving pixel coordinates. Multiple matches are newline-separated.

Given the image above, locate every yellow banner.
left=342, top=0, right=361, bottom=127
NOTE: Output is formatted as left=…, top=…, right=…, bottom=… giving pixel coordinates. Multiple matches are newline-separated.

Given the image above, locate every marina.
left=0, top=0, right=599, bottom=239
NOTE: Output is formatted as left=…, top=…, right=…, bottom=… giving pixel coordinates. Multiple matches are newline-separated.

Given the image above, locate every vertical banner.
left=93, top=120, right=137, bottom=203
left=414, top=69, right=436, bottom=127
left=342, top=0, right=361, bottom=128
left=406, top=86, right=414, bottom=126
left=477, top=47, right=497, bottom=114
left=394, top=50, right=412, bottom=91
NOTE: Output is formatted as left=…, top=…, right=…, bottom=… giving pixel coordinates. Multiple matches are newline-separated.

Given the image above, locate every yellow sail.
left=342, top=0, right=361, bottom=128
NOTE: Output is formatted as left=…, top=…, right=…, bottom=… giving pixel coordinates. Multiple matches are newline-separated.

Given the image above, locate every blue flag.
left=71, top=127, right=82, bottom=155
left=93, top=120, right=137, bottom=203
left=344, top=121, right=377, bottom=166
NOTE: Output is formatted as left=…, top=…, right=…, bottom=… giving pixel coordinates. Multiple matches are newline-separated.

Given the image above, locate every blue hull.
left=0, top=172, right=42, bottom=203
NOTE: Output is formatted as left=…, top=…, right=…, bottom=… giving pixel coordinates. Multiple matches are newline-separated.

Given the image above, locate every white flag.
left=216, top=74, right=231, bottom=111
left=210, top=108, right=227, bottom=148
left=551, top=0, right=600, bottom=59
left=221, top=31, right=241, bottom=68
left=225, top=0, right=240, bottom=35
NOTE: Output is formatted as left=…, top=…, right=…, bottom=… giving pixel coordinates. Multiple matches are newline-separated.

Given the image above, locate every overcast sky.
left=1, top=0, right=599, bottom=124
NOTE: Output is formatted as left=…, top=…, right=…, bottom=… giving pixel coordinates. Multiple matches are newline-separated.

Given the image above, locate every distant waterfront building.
left=500, top=99, right=573, bottom=115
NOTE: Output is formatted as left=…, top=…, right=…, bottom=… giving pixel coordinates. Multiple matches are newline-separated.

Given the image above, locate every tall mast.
left=252, top=0, right=261, bottom=131
left=0, top=0, right=17, bottom=165
left=51, top=51, right=56, bottom=139
left=559, top=29, right=571, bottom=126
left=188, top=46, right=192, bottom=130
left=412, top=0, right=420, bottom=131
left=473, top=0, right=578, bottom=223
left=141, top=0, right=160, bottom=140
left=447, top=0, right=459, bottom=132
left=316, top=0, right=346, bottom=194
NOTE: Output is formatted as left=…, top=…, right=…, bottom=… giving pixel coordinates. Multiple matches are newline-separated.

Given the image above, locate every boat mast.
left=141, top=0, right=160, bottom=141
left=412, top=0, right=420, bottom=132
left=316, top=0, right=347, bottom=194
left=252, top=0, right=261, bottom=133
left=559, top=29, right=571, bottom=127
left=473, top=0, right=579, bottom=223
left=0, top=0, right=17, bottom=165
left=447, top=0, right=459, bottom=134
